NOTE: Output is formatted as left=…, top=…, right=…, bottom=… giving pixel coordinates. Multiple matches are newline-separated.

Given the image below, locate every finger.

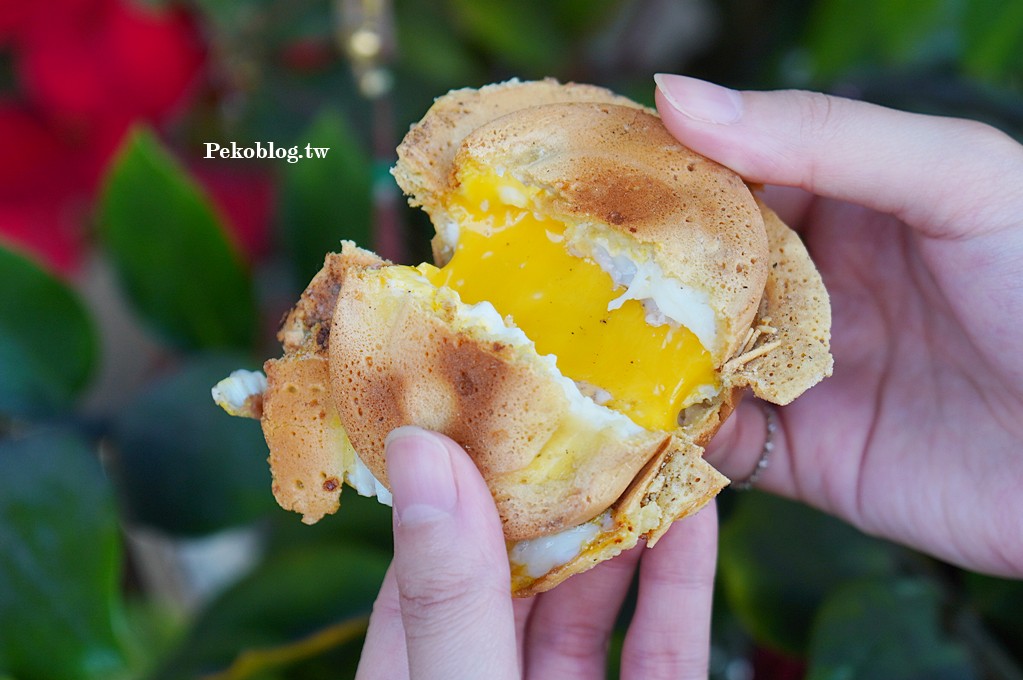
left=523, top=544, right=643, bottom=679
left=513, top=597, right=536, bottom=672
left=703, top=398, right=782, bottom=489
left=706, top=390, right=864, bottom=518
left=757, top=184, right=814, bottom=228
left=653, top=74, right=1023, bottom=238
left=621, top=502, right=718, bottom=680
left=355, top=567, right=410, bottom=680
left=386, top=427, right=519, bottom=680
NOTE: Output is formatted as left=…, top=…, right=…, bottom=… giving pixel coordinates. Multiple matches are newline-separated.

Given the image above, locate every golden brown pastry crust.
left=393, top=79, right=642, bottom=219
left=512, top=432, right=728, bottom=596
left=262, top=243, right=387, bottom=524
left=278, top=242, right=388, bottom=355
left=263, top=354, right=347, bottom=524
left=250, top=80, right=832, bottom=597
left=727, top=199, right=833, bottom=403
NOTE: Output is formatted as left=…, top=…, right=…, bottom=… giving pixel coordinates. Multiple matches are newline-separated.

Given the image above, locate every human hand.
left=355, top=426, right=718, bottom=680
left=654, top=74, right=1023, bottom=577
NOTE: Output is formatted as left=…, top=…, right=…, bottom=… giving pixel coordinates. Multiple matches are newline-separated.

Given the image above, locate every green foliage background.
left=2, top=0, right=1022, bottom=678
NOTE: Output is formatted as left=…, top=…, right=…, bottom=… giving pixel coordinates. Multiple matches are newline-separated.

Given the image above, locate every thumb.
left=385, top=426, right=519, bottom=680
left=653, top=74, right=1022, bottom=238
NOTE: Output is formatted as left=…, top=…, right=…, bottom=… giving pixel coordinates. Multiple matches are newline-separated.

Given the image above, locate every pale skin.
left=355, top=75, right=1023, bottom=679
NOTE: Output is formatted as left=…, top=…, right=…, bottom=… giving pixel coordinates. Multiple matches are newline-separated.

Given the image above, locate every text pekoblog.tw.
left=204, top=142, right=329, bottom=164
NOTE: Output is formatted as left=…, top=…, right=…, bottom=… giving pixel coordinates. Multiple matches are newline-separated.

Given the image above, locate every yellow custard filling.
left=421, top=168, right=716, bottom=431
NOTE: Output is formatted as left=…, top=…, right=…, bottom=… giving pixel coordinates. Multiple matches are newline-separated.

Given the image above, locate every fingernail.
left=385, top=427, right=457, bottom=525
left=654, top=73, right=743, bottom=125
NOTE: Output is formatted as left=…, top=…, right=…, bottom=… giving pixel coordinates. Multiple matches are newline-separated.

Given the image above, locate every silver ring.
left=732, top=401, right=777, bottom=491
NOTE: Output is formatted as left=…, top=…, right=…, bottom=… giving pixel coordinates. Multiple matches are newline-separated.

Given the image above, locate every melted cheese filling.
left=509, top=512, right=608, bottom=578
left=211, top=369, right=267, bottom=417
left=422, top=168, right=716, bottom=432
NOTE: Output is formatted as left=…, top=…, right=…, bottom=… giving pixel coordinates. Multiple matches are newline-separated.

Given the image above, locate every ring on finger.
left=731, top=401, right=778, bottom=491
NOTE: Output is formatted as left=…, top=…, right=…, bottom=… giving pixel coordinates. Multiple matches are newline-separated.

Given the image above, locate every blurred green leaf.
left=447, top=0, right=569, bottom=74
left=395, top=1, right=486, bottom=87
left=718, top=492, right=902, bottom=655
left=194, top=0, right=330, bottom=53
left=110, top=353, right=274, bottom=536
left=0, top=245, right=97, bottom=416
left=546, top=0, right=621, bottom=37
left=204, top=616, right=367, bottom=680
left=964, top=572, right=1023, bottom=651
left=605, top=629, right=625, bottom=680
left=806, top=578, right=978, bottom=679
left=98, top=127, right=257, bottom=351
left=804, top=0, right=958, bottom=83
left=0, top=430, right=131, bottom=680
left=121, top=599, right=188, bottom=680
left=963, top=1, right=1023, bottom=82
left=154, top=544, right=389, bottom=679
left=265, top=488, right=393, bottom=556
left=281, top=109, right=372, bottom=286
left=237, top=67, right=368, bottom=151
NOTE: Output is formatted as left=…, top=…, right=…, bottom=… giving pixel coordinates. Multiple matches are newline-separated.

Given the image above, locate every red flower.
left=19, top=0, right=204, bottom=150
left=0, top=0, right=206, bottom=275
left=280, top=37, right=336, bottom=73
left=0, top=102, right=91, bottom=273
left=190, top=163, right=275, bottom=264
left=752, top=645, right=808, bottom=679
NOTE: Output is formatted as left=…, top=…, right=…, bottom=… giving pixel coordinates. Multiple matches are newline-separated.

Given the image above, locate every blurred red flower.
left=0, top=102, right=91, bottom=273
left=0, top=0, right=269, bottom=275
left=190, top=163, right=276, bottom=263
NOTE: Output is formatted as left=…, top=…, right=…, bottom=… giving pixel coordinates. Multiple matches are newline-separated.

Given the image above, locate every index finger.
left=653, top=74, right=1023, bottom=239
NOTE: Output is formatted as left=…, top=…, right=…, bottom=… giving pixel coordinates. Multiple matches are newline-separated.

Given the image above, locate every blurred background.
left=1, top=0, right=1022, bottom=678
